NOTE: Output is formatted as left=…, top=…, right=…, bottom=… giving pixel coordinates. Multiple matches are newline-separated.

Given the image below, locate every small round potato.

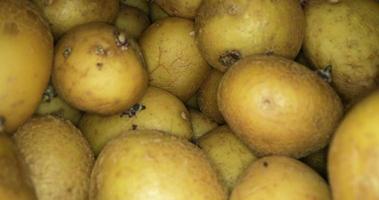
left=32, top=0, right=119, bottom=38
left=115, top=5, right=151, bottom=38
left=190, top=109, right=218, bottom=140
left=140, top=17, right=211, bottom=101
left=154, top=0, right=202, bottom=19
left=230, top=156, right=331, bottom=200
left=53, top=22, right=148, bottom=115
left=79, top=87, right=192, bottom=155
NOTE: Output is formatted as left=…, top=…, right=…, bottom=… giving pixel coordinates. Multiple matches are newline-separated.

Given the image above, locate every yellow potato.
left=303, top=0, right=379, bottom=102
left=0, top=0, right=53, bottom=134
left=35, top=85, right=82, bottom=125
left=79, top=87, right=192, bottom=155
left=198, top=69, right=225, bottom=124
left=190, top=109, right=218, bottom=140
left=140, top=17, right=211, bottom=101
left=218, top=55, right=343, bottom=158
left=149, top=2, right=170, bottom=22
left=197, top=126, right=257, bottom=191
left=195, top=0, right=304, bottom=72
left=32, top=0, right=119, bottom=38
left=230, top=156, right=331, bottom=200
left=154, top=0, right=202, bottom=19
left=53, top=22, right=148, bottom=115
left=115, top=5, right=151, bottom=38
left=14, top=116, right=94, bottom=200
left=90, top=130, right=227, bottom=200
left=0, top=133, right=37, bottom=200
left=329, top=90, right=379, bottom=200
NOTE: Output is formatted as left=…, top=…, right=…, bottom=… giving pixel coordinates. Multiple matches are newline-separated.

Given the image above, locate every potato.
left=35, top=85, right=82, bottom=125
left=329, top=90, right=379, bottom=200
left=90, top=130, right=227, bottom=200
left=303, top=0, right=379, bottom=102
left=218, top=55, right=343, bottom=158
left=32, top=0, right=119, bottom=38
left=79, top=87, right=192, bottom=155
left=0, top=133, right=37, bottom=200
left=190, top=109, right=218, bottom=140
left=53, top=22, right=148, bottom=115
left=140, top=17, right=211, bottom=101
left=13, top=116, right=94, bottom=200
left=195, top=0, right=304, bottom=72
left=0, top=0, right=53, bottom=134
left=230, top=156, right=331, bottom=200
left=115, top=5, right=150, bottom=38
left=154, top=0, right=202, bottom=19
left=197, top=126, right=257, bottom=191
left=149, top=2, right=170, bottom=22
left=121, top=0, right=149, bottom=14
left=198, top=69, right=225, bottom=124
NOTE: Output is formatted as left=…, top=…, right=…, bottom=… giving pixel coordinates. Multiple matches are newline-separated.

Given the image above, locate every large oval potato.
left=303, top=0, right=379, bottom=102
left=195, top=0, right=304, bottom=72
left=53, top=22, right=148, bottom=115
left=32, top=0, right=119, bottom=38
left=218, top=55, right=343, bottom=158
left=329, top=90, right=379, bottom=200
left=14, top=116, right=94, bottom=200
left=79, top=87, right=192, bottom=155
left=230, top=156, right=331, bottom=200
left=140, top=17, right=211, bottom=101
left=154, top=0, right=202, bottom=19
left=0, top=0, right=53, bottom=133
left=90, top=130, right=227, bottom=200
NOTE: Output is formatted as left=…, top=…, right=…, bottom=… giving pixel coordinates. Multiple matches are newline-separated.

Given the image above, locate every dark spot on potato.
left=66, top=187, right=72, bottom=193
left=120, top=104, right=146, bottom=118
left=219, top=50, right=241, bottom=67
left=300, top=0, right=308, bottom=7
left=114, top=30, right=129, bottom=50
left=2, top=22, right=19, bottom=35
left=0, top=116, right=5, bottom=132
left=63, top=47, right=72, bottom=59
left=132, top=124, right=138, bottom=130
left=51, top=109, right=64, bottom=118
left=265, top=50, right=274, bottom=56
left=96, top=63, right=103, bottom=70
left=263, top=161, right=269, bottom=167
left=95, top=45, right=107, bottom=56
left=42, top=85, right=57, bottom=102
left=316, top=65, right=333, bottom=83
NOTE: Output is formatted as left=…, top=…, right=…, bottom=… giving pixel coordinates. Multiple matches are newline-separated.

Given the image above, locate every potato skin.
left=0, top=0, right=53, bottom=133
left=230, top=156, right=331, bottom=200
left=190, top=109, right=218, bottom=140
left=32, top=0, right=119, bottom=38
left=53, top=22, right=148, bottom=115
left=329, top=90, right=379, bottom=200
left=115, top=5, right=151, bottom=39
left=303, top=0, right=379, bottom=103
left=154, top=0, right=202, bottom=19
left=79, top=87, right=192, bottom=155
left=90, top=130, right=227, bottom=200
left=195, top=0, right=304, bottom=72
left=14, top=116, right=94, bottom=200
left=140, top=17, right=211, bottom=101
left=218, top=55, right=343, bottom=158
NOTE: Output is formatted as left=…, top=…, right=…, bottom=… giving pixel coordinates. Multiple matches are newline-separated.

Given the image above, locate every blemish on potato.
left=316, top=65, right=333, bottom=83
left=42, top=85, right=57, bottom=102
left=63, top=47, right=72, bottom=59
left=0, top=116, right=5, bottom=132
left=96, top=63, right=103, bottom=70
left=121, top=104, right=146, bottom=118
left=263, top=161, right=269, bottom=168
left=95, top=45, right=106, bottom=56
left=114, top=30, right=129, bottom=50
left=219, top=50, right=241, bottom=67
left=132, top=124, right=138, bottom=130
left=181, top=112, right=188, bottom=120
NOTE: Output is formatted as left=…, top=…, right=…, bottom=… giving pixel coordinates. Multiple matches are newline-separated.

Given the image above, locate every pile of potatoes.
left=1, top=0, right=379, bottom=199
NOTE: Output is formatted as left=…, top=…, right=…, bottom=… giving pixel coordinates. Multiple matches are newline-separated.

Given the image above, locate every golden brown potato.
left=53, top=22, right=148, bottom=115
left=79, top=87, right=192, bottom=155
left=14, top=116, right=94, bottom=200
left=0, top=0, right=53, bottom=134
left=149, top=2, right=170, bottom=22
left=197, top=126, right=257, bottom=191
left=0, top=133, right=37, bottom=200
left=154, top=0, right=202, bottom=19
left=90, top=130, right=227, bottom=200
left=115, top=5, right=150, bottom=38
left=32, top=0, right=119, bottom=38
left=198, top=69, right=225, bottom=124
left=140, top=17, right=211, bottom=101
left=218, top=55, right=343, bottom=158
left=230, top=156, right=331, bottom=200
left=303, top=0, right=379, bottom=102
left=190, top=109, right=218, bottom=140
left=195, top=0, right=304, bottom=72
left=329, top=90, right=379, bottom=200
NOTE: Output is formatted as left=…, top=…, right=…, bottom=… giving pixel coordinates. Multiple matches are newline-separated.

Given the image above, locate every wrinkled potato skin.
left=329, top=90, right=379, bottom=200
left=140, top=17, right=210, bottom=101
left=32, top=0, right=119, bottom=38
left=154, top=0, right=202, bottom=19
left=0, top=0, right=53, bottom=133
left=53, top=22, right=148, bottom=115
left=198, top=69, right=225, bottom=124
left=195, top=0, right=304, bottom=72
left=115, top=5, right=150, bottom=38
left=303, top=0, right=379, bottom=102
left=79, top=87, right=192, bottom=155
left=218, top=55, right=343, bottom=158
